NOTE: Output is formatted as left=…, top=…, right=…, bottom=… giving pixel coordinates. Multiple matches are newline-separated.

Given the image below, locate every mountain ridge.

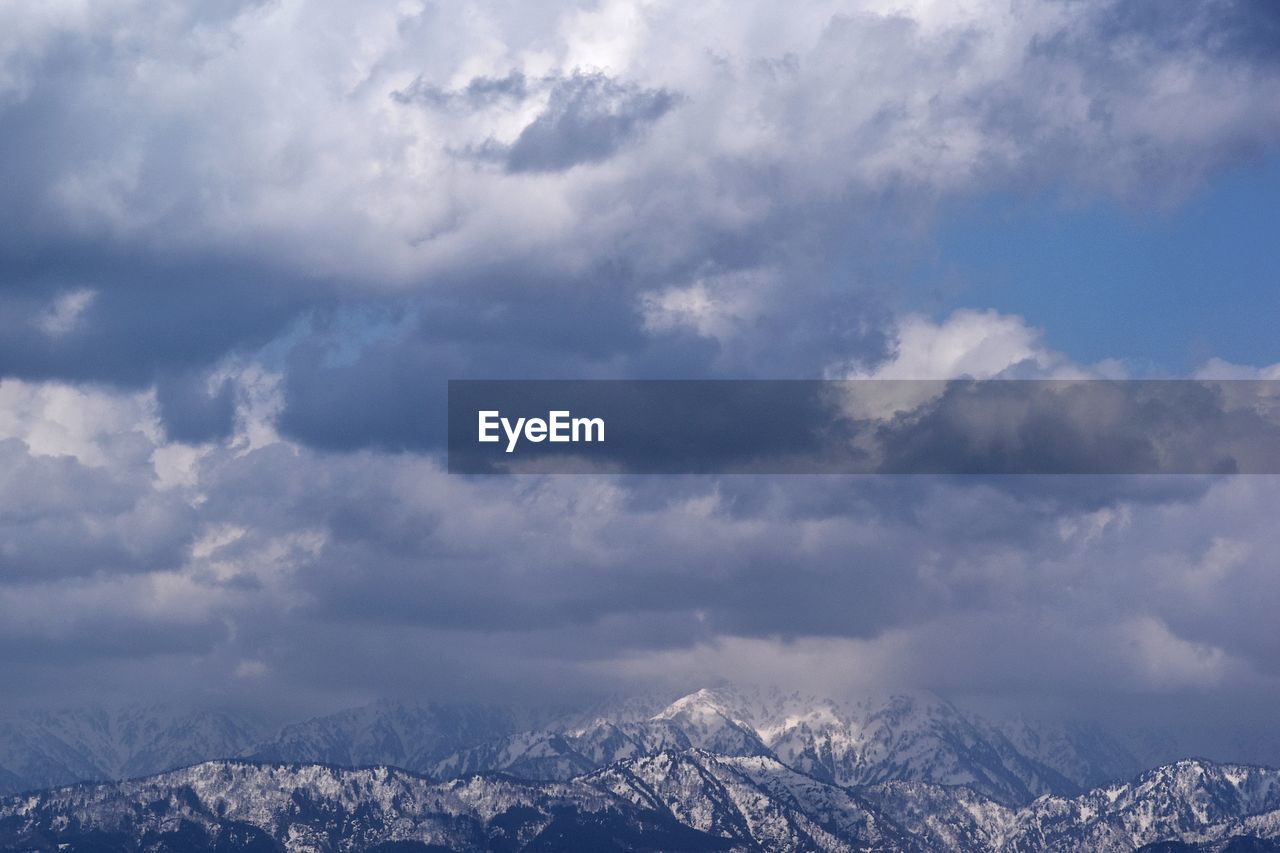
left=0, top=686, right=1190, bottom=809
left=4, top=752, right=1280, bottom=851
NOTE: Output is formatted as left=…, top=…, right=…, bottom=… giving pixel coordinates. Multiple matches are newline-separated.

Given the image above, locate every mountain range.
left=3, top=686, right=1272, bottom=851
left=3, top=753, right=1280, bottom=851
left=0, top=704, right=265, bottom=795
left=0, top=687, right=1167, bottom=804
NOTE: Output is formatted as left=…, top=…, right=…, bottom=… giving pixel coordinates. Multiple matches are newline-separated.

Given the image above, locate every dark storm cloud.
left=155, top=371, right=236, bottom=443
left=876, top=380, right=1280, bottom=475
left=274, top=283, right=670, bottom=452
left=0, top=437, right=196, bottom=581
left=276, top=264, right=888, bottom=451
left=192, top=451, right=952, bottom=639
left=392, top=71, right=531, bottom=109
left=0, top=385, right=1275, bottom=718
left=395, top=69, right=681, bottom=172
left=152, top=446, right=1250, bottom=713
left=181, top=442, right=1132, bottom=646
left=504, top=73, right=679, bottom=173
left=443, top=380, right=1280, bottom=476
left=0, top=608, right=227, bottom=664
left=2, top=0, right=1280, bottom=740
left=1086, top=0, right=1280, bottom=64
left=1, top=0, right=1275, bottom=398
left=0, top=248, right=327, bottom=386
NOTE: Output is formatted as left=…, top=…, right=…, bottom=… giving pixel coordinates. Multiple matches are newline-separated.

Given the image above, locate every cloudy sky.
left=2, top=0, right=1280, bottom=748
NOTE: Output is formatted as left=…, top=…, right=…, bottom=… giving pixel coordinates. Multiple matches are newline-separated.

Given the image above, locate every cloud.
left=0, top=0, right=1277, bottom=438
left=32, top=288, right=95, bottom=337
left=1, top=0, right=1280, bottom=751
left=0, top=0, right=1277, bottom=337
left=503, top=72, right=679, bottom=172
left=155, top=371, right=236, bottom=444
left=393, top=70, right=531, bottom=110
left=2, top=368, right=1278, bottom=722
left=843, top=310, right=1074, bottom=380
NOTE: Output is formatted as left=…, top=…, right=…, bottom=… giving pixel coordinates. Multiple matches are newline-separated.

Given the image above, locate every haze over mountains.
left=0, top=686, right=1168, bottom=802
left=0, top=705, right=266, bottom=796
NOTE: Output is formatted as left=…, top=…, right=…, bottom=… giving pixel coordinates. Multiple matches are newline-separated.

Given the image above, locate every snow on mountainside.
left=866, top=759, right=1280, bottom=852
left=682, top=686, right=1075, bottom=802
left=649, top=689, right=776, bottom=757
left=427, top=686, right=1144, bottom=805
left=4, top=753, right=1280, bottom=851
left=0, top=687, right=1179, bottom=809
left=1016, top=760, right=1280, bottom=851
left=0, top=759, right=733, bottom=852
left=432, top=730, right=601, bottom=782
left=590, top=750, right=914, bottom=851
left=0, top=704, right=265, bottom=795
left=430, top=718, right=705, bottom=782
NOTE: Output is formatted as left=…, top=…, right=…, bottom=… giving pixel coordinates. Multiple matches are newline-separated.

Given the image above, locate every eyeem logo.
left=478, top=410, right=605, bottom=453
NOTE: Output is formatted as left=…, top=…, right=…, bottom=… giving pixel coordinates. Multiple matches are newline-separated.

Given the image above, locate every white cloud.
left=831, top=309, right=1094, bottom=420
left=235, top=659, right=269, bottom=679
left=3, top=0, right=1280, bottom=732
left=0, top=379, right=158, bottom=466
left=2, top=366, right=1280, bottom=720
left=33, top=289, right=96, bottom=337
left=639, top=268, right=770, bottom=342
left=3, top=0, right=1277, bottom=282
left=847, top=310, right=1065, bottom=380
left=1194, top=358, right=1280, bottom=380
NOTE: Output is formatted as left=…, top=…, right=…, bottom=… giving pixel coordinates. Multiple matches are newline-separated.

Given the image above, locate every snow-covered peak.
left=650, top=688, right=772, bottom=758
left=653, top=687, right=751, bottom=725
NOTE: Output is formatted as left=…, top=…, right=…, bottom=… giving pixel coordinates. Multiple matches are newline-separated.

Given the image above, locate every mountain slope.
left=864, top=760, right=1280, bottom=852
left=429, top=687, right=1130, bottom=805
left=0, top=760, right=736, bottom=852
left=590, top=750, right=916, bottom=851
left=249, top=699, right=514, bottom=773
left=0, top=687, right=1182, bottom=811
left=719, top=687, right=1074, bottom=802
left=0, top=704, right=265, bottom=795
left=5, top=753, right=1280, bottom=851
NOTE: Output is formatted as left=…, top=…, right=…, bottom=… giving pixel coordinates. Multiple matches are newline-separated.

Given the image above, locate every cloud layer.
left=1, top=0, right=1280, bottom=751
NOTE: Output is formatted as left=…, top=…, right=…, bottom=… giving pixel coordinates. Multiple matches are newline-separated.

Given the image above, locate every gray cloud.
left=156, top=371, right=236, bottom=444
left=504, top=72, right=679, bottom=172
left=1, top=0, right=1277, bottom=393
left=393, top=71, right=531, bottom=110
left=396, top=69, right=680, bottom=172
left=0, top=393, right=1257, bottom=708
left=0, top=0, right=1279, bottom=753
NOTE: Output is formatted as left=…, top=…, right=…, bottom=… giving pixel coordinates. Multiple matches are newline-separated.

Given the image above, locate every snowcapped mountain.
left=0, top=704, right=265, bottom=795
left=3, top=753, right=1280, bottom=851
left=662, top=687, right=1074, bottom=803
left=590, top=750, right=914, bottom=851
left=0, top=676, right=1192, bottom=824
left=430, top=719, right=702, bottom=783
left=427, top=686, right=1144, bottom=805
left=864, top=759, right=1280, bottom=852
left=648, top=689, right=777, bottom=757
left=0, top=687, right=1161, bottom=811
left=0, top=759, right=730, bottom=852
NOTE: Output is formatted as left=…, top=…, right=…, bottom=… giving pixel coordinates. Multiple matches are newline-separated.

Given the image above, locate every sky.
left=921, top=157, right=1280, bottom=370
left=2, top=0, right=1280, bottom=751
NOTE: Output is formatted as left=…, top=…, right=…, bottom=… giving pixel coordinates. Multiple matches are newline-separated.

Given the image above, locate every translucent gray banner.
left=447, top=380, right=1280, bottom=474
